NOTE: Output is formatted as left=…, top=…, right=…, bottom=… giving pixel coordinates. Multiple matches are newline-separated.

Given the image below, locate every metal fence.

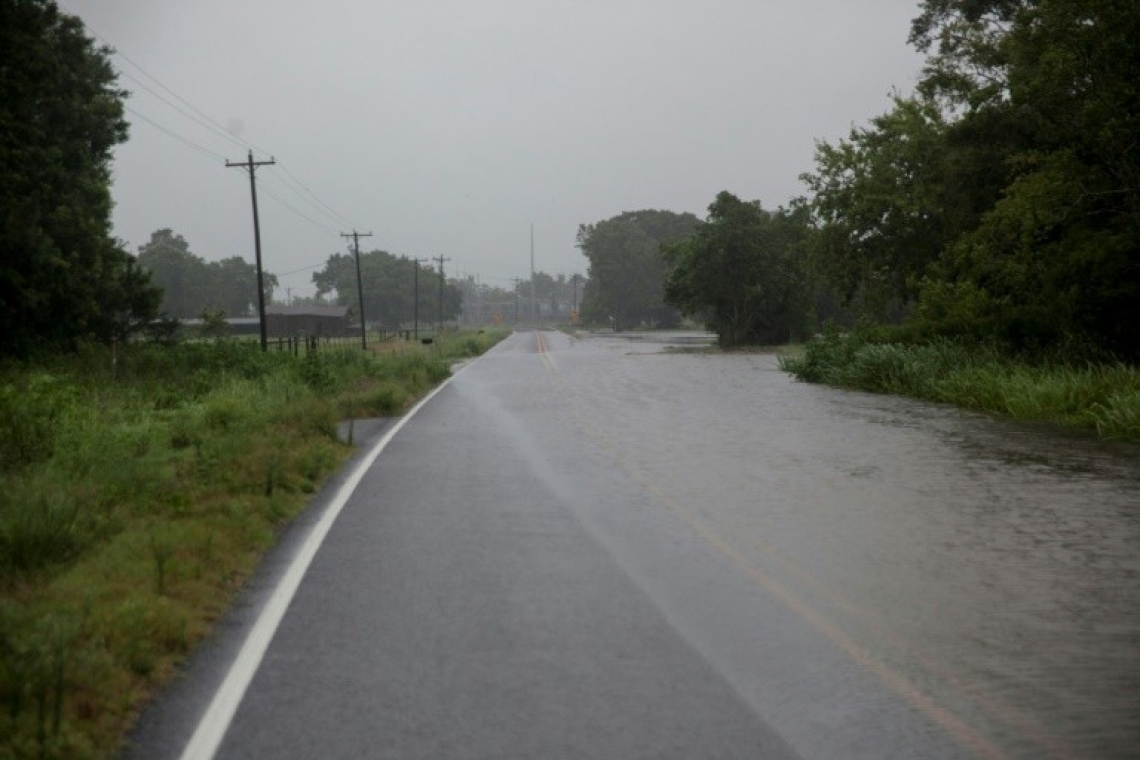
left=268, top=334, right=368, bottom=355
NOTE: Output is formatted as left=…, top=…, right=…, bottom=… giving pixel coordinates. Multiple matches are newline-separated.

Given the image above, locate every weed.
left=0, top=477, right=82, bottom=574
left=149, top=530, right=175, bottom=597
left=1092, top=390, right=1140, bottom=440
left=783, top=332, right=1140, bottom=441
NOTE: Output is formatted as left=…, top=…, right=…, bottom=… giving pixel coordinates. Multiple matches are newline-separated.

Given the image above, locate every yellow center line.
left=535, top=329, right=557, bottom=372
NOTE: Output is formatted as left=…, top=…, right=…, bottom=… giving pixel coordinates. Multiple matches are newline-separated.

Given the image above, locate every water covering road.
left=131, top=329, right=1140, bottom=759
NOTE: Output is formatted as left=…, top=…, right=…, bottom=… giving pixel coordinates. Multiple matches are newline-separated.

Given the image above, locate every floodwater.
left=554, top=332, right=1140, bottom=759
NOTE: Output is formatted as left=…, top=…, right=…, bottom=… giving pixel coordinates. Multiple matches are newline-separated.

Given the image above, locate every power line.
left=126, top=105, right=343, bottom=239
left=277, top=262, right=326, bottom=277
left=64, top=4, right=364, bottom=241
left=118, top=69, right=252, bottom=154
left=65, top=5, right=272, bottom=157
left=257, top=183, right=340, bottom=236
left=124, top=107, right=343, bottom=239
left=262, top=171, right=359, bottom=234
left=277, top=166, right=362, bottom=230
left=124, top=105, right=227, bottom=162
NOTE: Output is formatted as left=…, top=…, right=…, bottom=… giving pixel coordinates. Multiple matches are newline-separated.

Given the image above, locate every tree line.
left=312, top=250, right=461, bottom=329
left=580, top=0, right=1140, bottom=359
left=136, top=229, right=277, bottom=320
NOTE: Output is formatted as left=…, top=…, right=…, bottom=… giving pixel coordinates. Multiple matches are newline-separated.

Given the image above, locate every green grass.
left=779, top=330, right=1140, bottom=441
left=0, top=329, right=508, bottom=759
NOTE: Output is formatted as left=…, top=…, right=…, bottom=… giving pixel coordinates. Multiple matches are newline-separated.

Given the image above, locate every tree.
left=911, top=0, right=1140, bottom=356
left=576, top=209, right=700, bottom=329
left=209, top=256, right=275, bottom=317
left=0, top=0, right=160, bottom=355
left=136, top=229, right=208, bottom=319
left=137, top=229, right=275, bottom=319
left=803, top=97, right=976, bottom=318
left=798, top=0, right=1139, bottom=357
left=909, top=0, right=1025, bottom=111
left=664, top=192, right=811, bottom=348
left=312, top=249, right=461, bottom=329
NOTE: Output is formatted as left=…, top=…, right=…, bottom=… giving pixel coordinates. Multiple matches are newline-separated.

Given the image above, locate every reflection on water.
left=571, top=338, right=1140, bottom=759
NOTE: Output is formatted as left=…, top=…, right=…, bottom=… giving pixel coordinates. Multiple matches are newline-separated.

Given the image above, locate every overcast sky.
left=63, top=0, right=925, bottom=298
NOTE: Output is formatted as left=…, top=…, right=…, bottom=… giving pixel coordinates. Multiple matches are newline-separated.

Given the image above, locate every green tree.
left=909, top=0, right=1024, bottom=110
left=312, top=250, right=461, bottom=328
left=0, top=0, right=160, bottom=355
left=803, top=97, right=963, bottom=318
left=912, top=0, right=1140, bottom=356
left=576, top=209, right=699, bottom=329
left=664, top=192, right=811, bottom=348
left=799, top=0, right=1139, bottom=357
left=137, top=229, right=276, bottom=320
left=137, top=229, right=208, bottom=319
left=208, top=256, right=275, bottom=317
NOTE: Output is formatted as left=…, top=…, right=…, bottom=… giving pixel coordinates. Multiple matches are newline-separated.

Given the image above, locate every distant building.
left=266, top=304, right=351, bottom=337
left=177, top=316, right=260, bottom=337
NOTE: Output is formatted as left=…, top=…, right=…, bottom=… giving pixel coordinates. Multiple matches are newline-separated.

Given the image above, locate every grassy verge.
left=779, top=329, right=1140, bottom=441
left=0, top=329, right=507, bottom=759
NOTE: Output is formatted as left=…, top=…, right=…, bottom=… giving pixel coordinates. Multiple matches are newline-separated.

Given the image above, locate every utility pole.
left=512, top=277, right=522, bottom=324
left=410, top=257, right=429, bottom=340
left=226, top=150, right=275, bottom=350
left=571, top=274, right=584, bottom=312
left=341, top=230, right=373, bottom=350
left=530, top=223, right=536, bottom=324
left=434, top=254, right=450, bottom=330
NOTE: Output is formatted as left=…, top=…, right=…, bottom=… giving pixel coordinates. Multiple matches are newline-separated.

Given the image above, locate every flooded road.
left=136, top=328, right=1139, bottom=760
left=548, top=330, right=1140, bottom=758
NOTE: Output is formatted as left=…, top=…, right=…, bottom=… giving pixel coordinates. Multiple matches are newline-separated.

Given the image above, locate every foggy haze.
left=63, top=0, right=924, bottom=298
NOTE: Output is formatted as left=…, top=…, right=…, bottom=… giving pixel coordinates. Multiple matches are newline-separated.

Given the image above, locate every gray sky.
left=63, top=1, right=925, bottom=298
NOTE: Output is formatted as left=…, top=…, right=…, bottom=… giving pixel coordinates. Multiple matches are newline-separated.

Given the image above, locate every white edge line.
left=179, top=360, right=475, bottom=760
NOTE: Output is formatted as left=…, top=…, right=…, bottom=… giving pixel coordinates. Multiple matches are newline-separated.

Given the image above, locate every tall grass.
left=780, top=329, right=1140, bottom=441
left=0, top=330, right=507, bottom=758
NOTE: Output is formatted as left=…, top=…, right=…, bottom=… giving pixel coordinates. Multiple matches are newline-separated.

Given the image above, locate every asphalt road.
left=126, top=329, right=1140, bottom=759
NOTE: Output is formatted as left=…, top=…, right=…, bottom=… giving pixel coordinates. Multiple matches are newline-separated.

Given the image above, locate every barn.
left=266, top=304, right=352, bottom=337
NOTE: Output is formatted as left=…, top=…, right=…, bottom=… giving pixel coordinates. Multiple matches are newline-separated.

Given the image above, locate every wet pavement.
left=556, top=330, right=1140, bottom=758
left=129, top=329, right=1140, bottom=759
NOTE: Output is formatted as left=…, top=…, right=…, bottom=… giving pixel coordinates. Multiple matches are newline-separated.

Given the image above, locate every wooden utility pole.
left=226, top=150, right=275, bottom=350
left=571, top=273, right=584, bottom=319
left=434, top=255, right=450, bottom=330
left=530, top=224, right=536, bottom=324
left=410, top=257, right=429, bottom=340
left=341, top=230, right=373, bottom=350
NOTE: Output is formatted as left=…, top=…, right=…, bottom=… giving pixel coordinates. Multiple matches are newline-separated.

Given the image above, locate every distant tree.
left=137, top=229, right=275, bottom=319
left=208, top=256, right=274, bottom=317
left=312, top=250, right=461, bottom=328
left=0, top=0, right=160, bottom=355
left=665, top=192, right=810, bottom=348
left=510, top=271, right=575, bottom=319
left=137, top=229, right=208, bottom=319
left=576, top=209, right=699, bottom=329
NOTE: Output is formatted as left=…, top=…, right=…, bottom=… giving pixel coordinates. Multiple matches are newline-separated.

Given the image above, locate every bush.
left=782, top=329, right=1140, bottom=441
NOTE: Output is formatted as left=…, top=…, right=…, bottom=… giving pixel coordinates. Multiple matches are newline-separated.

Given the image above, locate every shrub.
left=783, top=330, right=1140, bottom=441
